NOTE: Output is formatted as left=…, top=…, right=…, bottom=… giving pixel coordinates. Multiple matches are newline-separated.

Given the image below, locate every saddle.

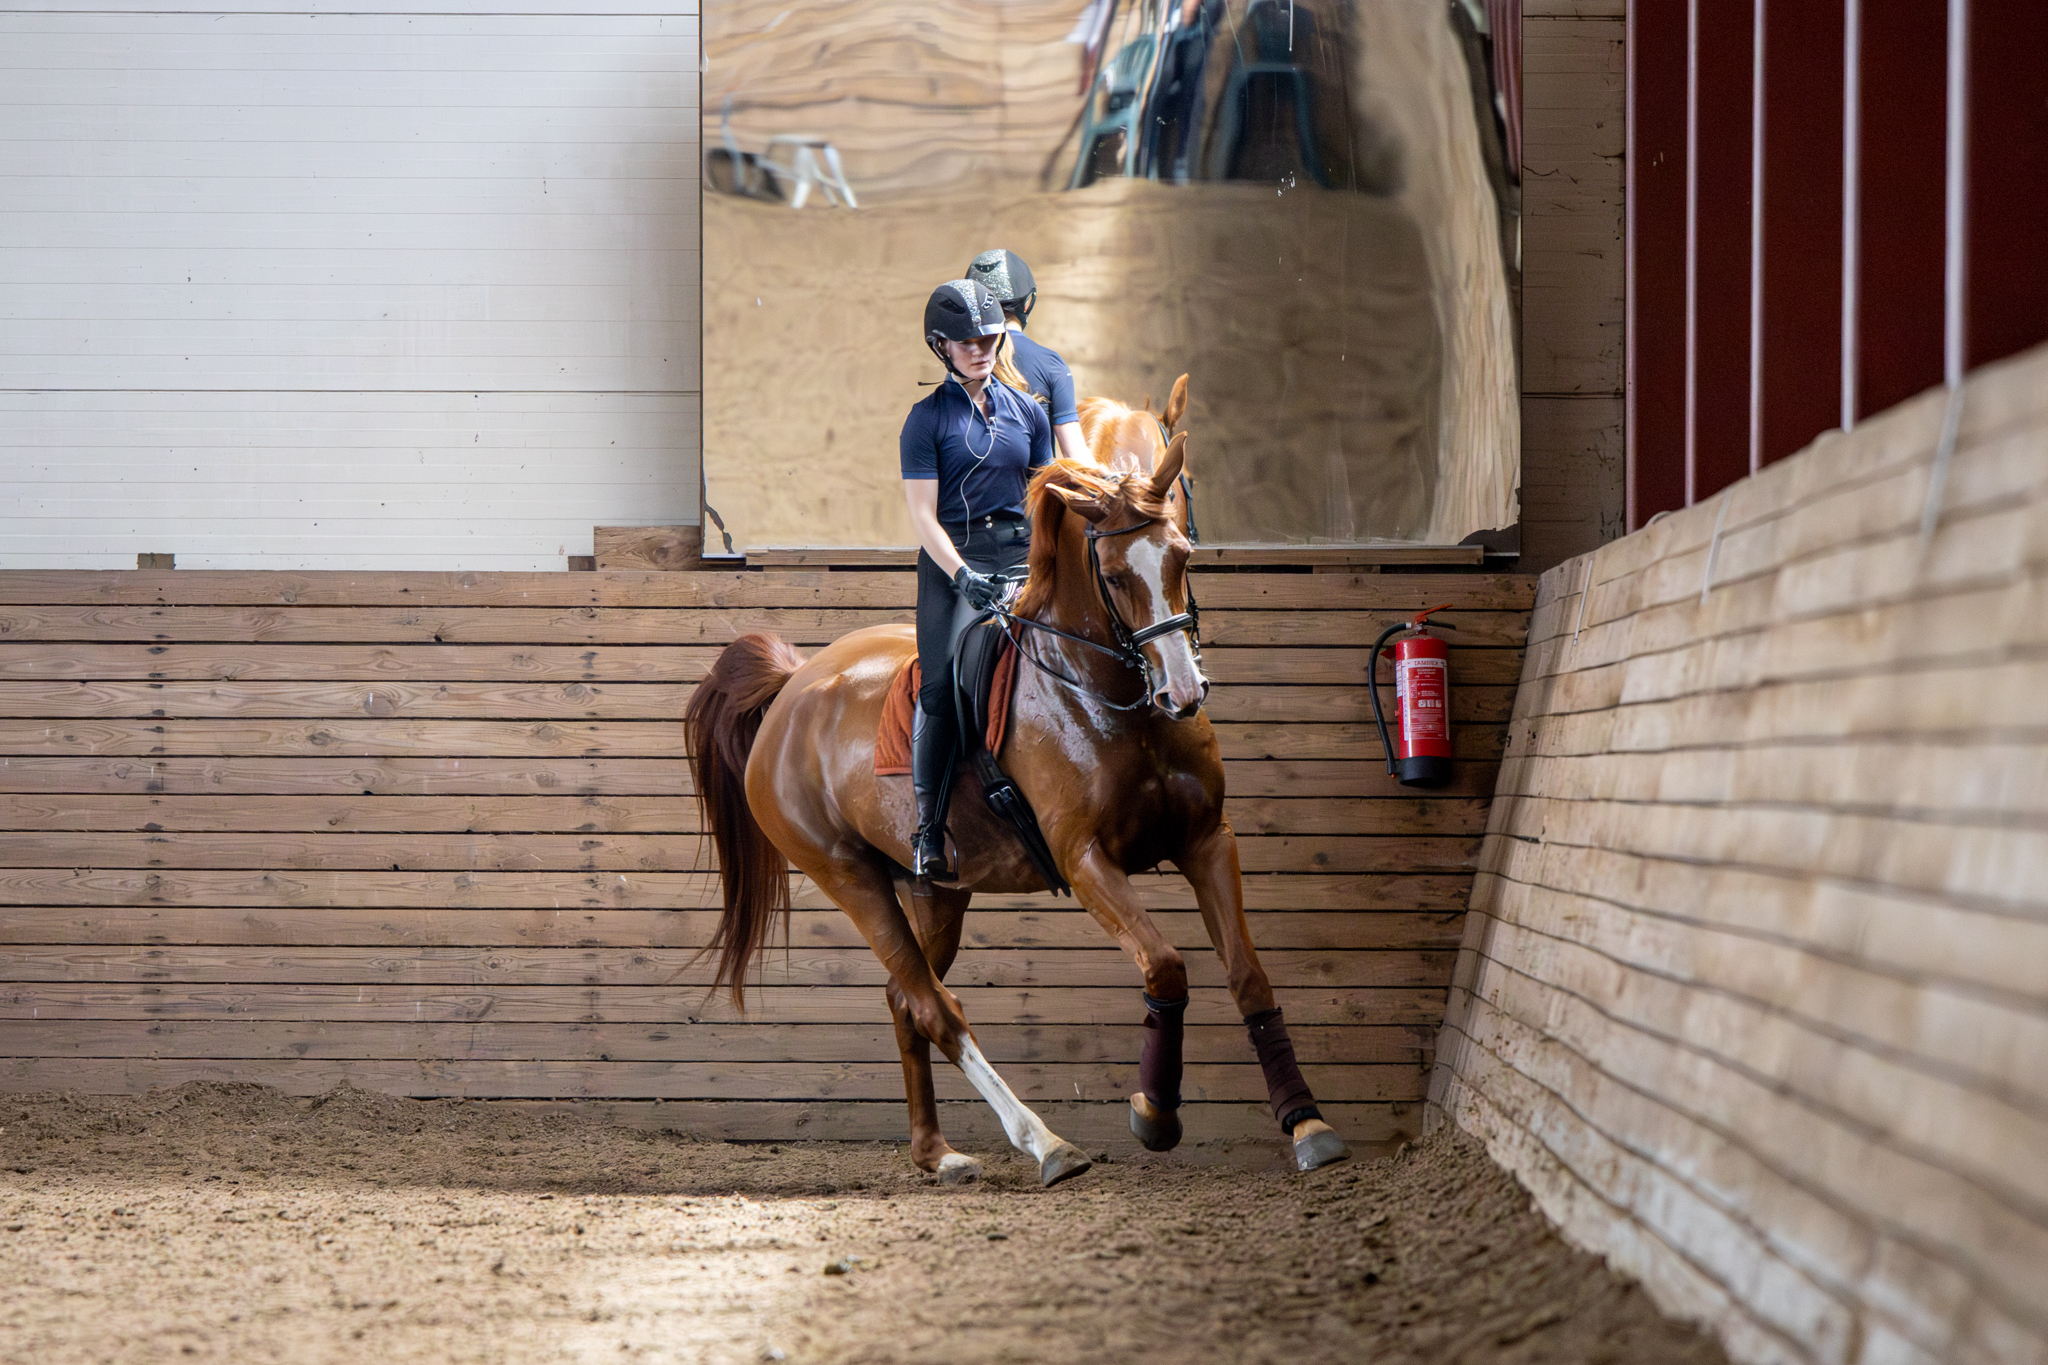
left=873, top=614, right=1071, bottom=896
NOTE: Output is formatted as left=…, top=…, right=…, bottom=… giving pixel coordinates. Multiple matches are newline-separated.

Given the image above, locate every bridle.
left=984, top=495, right=1204, bottom=714
left=1084, top=518, right=1202, bottom=661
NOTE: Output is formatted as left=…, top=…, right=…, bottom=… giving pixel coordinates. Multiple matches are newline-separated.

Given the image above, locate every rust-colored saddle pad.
left=875, top=641, right=1018, bottom=776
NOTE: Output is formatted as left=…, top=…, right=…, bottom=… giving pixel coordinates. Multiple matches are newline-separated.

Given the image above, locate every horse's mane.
left=1014, top=460, right=1171, bottom=621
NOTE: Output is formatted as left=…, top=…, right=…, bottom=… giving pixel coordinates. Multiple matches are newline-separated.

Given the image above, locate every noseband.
left=1083, top=519, right=1202, bottom=659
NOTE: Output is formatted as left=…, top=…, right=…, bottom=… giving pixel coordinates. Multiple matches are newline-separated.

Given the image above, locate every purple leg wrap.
left=1138, top=992, right=1187, bottom=1111
left=1245, top=1007, right=1319, bottom=1131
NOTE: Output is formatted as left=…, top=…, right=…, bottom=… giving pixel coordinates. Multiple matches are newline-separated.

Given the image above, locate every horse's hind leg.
left=810, top=855, right=1092, bottom=1188
left=886, top=879, right=980, bottom=1183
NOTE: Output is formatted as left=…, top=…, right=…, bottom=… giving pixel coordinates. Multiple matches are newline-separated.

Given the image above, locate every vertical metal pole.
left=1921, top=0, right=1970, bottom=554
left=1944, top=0, right=1968, bottom=388
left=1683, top=0, right=1701, bottom=504
left=1841, top=0, right=1861, bottom=430
left=1625, top=0, right=1640, bottom=525
left=1748, top=0, right=1767, bottom=474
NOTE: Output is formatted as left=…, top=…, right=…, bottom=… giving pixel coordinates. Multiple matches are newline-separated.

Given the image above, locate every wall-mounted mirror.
left=702, top=0, right=1518, bottom=552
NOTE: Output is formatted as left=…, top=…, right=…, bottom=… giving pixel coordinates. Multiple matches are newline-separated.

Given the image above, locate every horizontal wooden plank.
left=0, top=1019, right=1435, bottom=1065
left=1186, top=545, right=1484, bottom=566
left=0, top=868, right=1473, bottom=910
left=592, top=526, right=705, bottom=573
left=0, top=678, right=1519, bottom=725
left=0, top=570, right=918, bottom=610
left=0, top=831, right=1481, bottom=874
left=0, top=642, right=1526, bottom=685
left=1491, top=792, right=2048, bottom=914
left=0, top=944, right=1454, bottom=990
left=0, top=717, right=1505, bottom=763
left=1206, top=685, right=1516, bottom=725
left=0, top=906, right=1466, bottom=953
left=0, top=982, right=1448, bottom=1026
left=0, top=604, right=1526, bottom=648
left=0, top=604, right=914, bottom=646
left=0, top=1056, right=1422, bottom=1104
left=744, top=546, right=1489, bottom=569
left=0, top=679, right=702, bottom=720
left=0, top=568, right=1534, bottom=612
left=0, top=755, right=1501, bottom=799
left=0, top=643, right=726, bottom=682
left=0, top=756, right=699, bottom=795
left=0, top=793, right=1492, bottom=838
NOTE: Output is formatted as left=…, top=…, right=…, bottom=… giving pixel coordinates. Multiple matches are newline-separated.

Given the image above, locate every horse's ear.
left=1162, top=374, right=1188, bottom=433
left=1150, top=432, right=1187, bottom=497
left=1046, top=483, right=1110, bottom=523
left=1141, top=393, right=1154, bottom=413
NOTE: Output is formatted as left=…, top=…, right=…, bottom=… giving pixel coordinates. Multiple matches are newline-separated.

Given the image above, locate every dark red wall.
left=1624, top=0, right=2048, bottom=529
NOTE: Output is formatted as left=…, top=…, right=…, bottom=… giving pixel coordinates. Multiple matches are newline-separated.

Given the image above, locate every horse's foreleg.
left=1179, top=824, right=1352, bottom=1171
left=817, top=857, right=1090, bottom=1188
left=887, top=880, right=980, bottom=1183
left=1069, top=843, right=1191, bottom=1152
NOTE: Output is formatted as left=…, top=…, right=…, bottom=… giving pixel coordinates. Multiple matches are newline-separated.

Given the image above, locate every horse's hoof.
left=1038, top=1142, right=1093, bottom=1188
left=1294, top=1129, right=1353, bottom=1172
left=1129, top=1095, right=1183, bottom=1152
left=935, top=1153, right=982, bottom=1185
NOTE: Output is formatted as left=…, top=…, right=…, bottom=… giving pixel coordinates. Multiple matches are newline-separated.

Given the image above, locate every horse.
left=684, top=406, right=1352, bottom=1186
left=1077, top=374, right=1188, bottom=476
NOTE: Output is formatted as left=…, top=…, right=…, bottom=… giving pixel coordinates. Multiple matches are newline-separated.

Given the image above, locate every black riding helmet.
left=924, top=278, right=1007, bottom=375
left=966, top=248, right=1037, bottom=326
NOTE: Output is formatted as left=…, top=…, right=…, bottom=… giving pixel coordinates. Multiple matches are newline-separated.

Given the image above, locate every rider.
left=965, top=248, right=1093, bottom=465
left=901, top=278, right=1055, bottom=881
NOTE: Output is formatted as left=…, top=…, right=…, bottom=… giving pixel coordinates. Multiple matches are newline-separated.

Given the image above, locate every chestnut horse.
left=1078, top=374, right=1187, bottom=476
left=685, top=420, right=1350, bottom=1186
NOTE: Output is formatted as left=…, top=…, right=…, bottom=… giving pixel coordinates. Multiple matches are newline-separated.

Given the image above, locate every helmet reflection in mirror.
left=966, top=248, right=1037, bottom=327
left=924, top=279, right=1008, bottom=376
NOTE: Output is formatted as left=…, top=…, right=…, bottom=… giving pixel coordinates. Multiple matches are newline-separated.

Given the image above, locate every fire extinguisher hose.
left=1367, top=621, right=1408, bottom=778
left=1367, top=610, right=1460, bottom=778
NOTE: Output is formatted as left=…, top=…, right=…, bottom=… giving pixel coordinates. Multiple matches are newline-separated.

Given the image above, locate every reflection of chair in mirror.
left=1069, top=31, right=1158, bottom=188
left=760, top=135, right=858, bottom=209
left=1207, top=0, right=1329, bottom=187
left=704, top=96, right=782, bottom=202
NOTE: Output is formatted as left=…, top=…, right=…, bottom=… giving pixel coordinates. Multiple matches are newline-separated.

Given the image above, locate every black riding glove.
left=953, top=566, right=1001, bottom=610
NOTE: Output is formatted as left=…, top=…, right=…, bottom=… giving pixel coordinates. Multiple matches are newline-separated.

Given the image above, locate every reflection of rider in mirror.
left=899, top=279, right=1055, bottom=883
left=965, top=248, right=1093, bottom=466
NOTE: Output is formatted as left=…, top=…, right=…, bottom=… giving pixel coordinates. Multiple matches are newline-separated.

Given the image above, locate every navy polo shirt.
left=1006, top=330, right=1080, bottom=427
left=900, top=375, right=1054, bottom=524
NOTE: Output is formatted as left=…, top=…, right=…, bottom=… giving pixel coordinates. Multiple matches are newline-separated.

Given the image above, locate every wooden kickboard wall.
left=1430, top=341, right=2048, bottom=1365
left=0, top=569, right=1533, bottom=1149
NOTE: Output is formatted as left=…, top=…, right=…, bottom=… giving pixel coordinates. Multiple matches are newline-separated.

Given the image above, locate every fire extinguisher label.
left=1396, top=657, right=1450, bottom=745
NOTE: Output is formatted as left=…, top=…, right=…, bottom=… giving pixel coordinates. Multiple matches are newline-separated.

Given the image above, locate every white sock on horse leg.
left=954, top=1036, right=1061, bottom=1162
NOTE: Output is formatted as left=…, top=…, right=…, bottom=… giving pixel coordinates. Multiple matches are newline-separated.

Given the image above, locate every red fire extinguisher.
left=1369, top=605, right=1457, bottom=788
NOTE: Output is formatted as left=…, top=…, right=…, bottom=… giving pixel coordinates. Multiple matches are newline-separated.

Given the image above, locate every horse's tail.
left=684, top=631, right=806, bottom=1010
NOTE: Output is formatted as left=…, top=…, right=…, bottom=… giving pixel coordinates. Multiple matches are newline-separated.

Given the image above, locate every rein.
left=982, top=511, right=1203, bottom=713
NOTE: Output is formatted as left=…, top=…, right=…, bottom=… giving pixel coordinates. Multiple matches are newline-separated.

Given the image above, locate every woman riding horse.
left=965, top=247, right=1093, bottom=466
left=686, top=408, right=1353, bottom=1182
left=900, top=278, right=1055, bottom=882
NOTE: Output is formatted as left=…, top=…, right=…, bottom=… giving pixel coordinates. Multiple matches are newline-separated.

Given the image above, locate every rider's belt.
left=947, top=512, right=1026, bottom=531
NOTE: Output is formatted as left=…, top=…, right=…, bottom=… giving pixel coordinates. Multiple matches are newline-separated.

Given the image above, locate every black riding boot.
left=910, top=700, right=958, bottom=882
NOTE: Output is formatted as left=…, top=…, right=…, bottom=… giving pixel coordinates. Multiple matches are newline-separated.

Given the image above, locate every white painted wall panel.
left=0, top=8, right=700, bottom=570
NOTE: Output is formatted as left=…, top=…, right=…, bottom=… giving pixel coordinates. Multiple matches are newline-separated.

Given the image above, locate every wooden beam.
left=592, top=526, right=706, bottom=572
